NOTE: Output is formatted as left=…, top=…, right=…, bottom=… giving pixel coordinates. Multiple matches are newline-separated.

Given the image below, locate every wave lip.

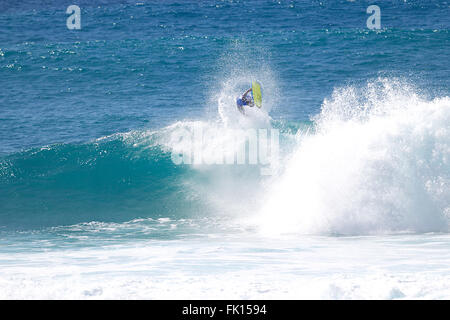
left=258, top=79, right=450, bottom=236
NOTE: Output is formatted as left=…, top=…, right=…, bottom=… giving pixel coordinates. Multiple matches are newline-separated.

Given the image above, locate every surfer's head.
left=236, top=98, right=244, bottom=107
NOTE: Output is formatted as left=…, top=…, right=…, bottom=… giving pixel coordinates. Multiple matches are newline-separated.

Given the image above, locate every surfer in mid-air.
left=236, top=82, right=262, bottom=115
left=236, top=87, right=255, bottom=115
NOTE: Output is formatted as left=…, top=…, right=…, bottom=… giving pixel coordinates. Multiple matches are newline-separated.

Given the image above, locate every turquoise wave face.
left=0, top=118, right=304, bottom=230
left=0, top=134, right=194, bottom=229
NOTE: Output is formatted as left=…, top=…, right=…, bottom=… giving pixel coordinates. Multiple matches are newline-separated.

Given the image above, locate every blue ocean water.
left=0, top=1, right=449, bottom=299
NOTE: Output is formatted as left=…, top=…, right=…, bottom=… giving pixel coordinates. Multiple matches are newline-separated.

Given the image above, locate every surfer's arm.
left=242, top=88, right=252, bottom=99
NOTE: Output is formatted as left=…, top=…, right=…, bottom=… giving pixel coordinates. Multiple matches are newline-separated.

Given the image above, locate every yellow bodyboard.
left=251, top=81, right=262, bottom=108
